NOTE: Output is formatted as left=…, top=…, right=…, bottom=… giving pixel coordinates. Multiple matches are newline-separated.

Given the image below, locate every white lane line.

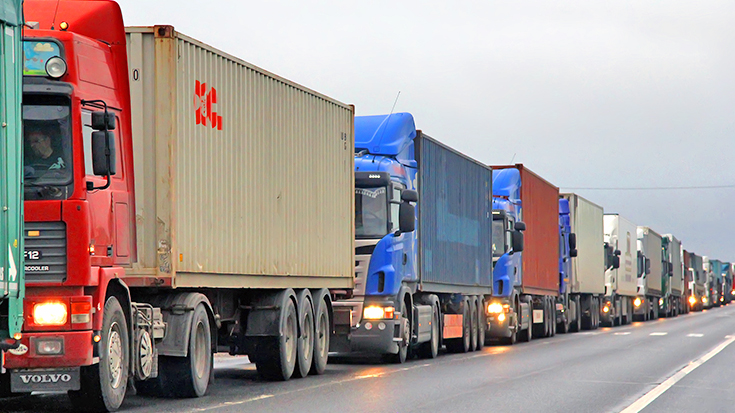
left=619, top=335, right=735, bottom=413
left=192, top=395, right=274, bottom=412
left=615, top=332, right=631, bottom=336
left=687, top=334, right=704, bottom=338
left=650, top=332, right=668, bottom=336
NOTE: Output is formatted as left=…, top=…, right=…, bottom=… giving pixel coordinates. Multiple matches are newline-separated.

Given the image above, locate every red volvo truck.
left=6, top=1, right=355, bottom=411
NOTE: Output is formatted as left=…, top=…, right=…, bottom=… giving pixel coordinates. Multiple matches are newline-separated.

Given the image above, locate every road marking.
left=615, top=332, right=631, bottom=336
left=649, top=332, right=668, bottom=336
left=192, top=395, right=274, bottom=412
left=619, top=335, right=735, bottom=413
left=687, top=334, right=704, bottom=337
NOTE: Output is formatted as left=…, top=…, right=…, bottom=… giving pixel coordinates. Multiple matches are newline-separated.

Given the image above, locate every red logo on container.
left=194, top=80, right=223, bottom=130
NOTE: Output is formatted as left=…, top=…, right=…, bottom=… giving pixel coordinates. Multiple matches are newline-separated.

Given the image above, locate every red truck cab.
left=5, top=0, right=136, bottom=408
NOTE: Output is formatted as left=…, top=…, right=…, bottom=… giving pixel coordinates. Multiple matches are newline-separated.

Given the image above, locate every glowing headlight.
left=688, top=296, right=696, bottom=305
left=634, top=297, right=642, bottom=307
left=33, top=302, right=68, bottom=326
left=602, top=305, right=610, bottom=313
left=658, top=298, right=664, bottom=306
left=498, top=313, right=506, bottom=322
left=363, top=306, right=393, bottom=320
left=45, top=57, right=67, bottom=79
left=488, top=303, right=504, bottom=314
left=702, top=297, right=708, bottom=303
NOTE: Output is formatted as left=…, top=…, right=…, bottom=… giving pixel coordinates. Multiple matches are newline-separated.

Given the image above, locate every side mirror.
left=514, top=221, right=526, bottom=231
left=401, top=189, right=418, bottom=203
left=612, top=256, right=620, bottom=269
left=645, top=258, right=651, bottom=274
left=398, top=202, right=415, bottom=233
left=569, top=233, right=577, bottom=250
left=512, top=231, right=524, bottom=253
left=570, top=249, right=578, bottom=258
left=91, top=111, right=116, bottom=130
left=614, top=249, right=621, bottom=257
left=92, top=131, right=116, bottom=176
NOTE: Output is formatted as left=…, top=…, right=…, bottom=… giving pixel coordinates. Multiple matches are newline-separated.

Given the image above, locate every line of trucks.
left=1, top=1, right=733, bottom=411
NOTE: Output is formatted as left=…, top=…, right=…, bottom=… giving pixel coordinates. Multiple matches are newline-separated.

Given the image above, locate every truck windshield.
left=355, top=187, right=388, bottom=238
left=492, top=219, right=505, bottom=257
left=23, top=96, right=73, bottom=200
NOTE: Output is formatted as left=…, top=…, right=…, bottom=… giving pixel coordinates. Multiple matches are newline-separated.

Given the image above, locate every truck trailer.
left=602, top=214, right=637, bottom=326
left=0, top=0, right=25, bottom=358
left=487, top=165, right=560, bottom=343
left=662, top=235, right=684, bottom=317
left=558, top=193, right=604, bottom=332
left=7, top=2, right=355, bottom=411
left=685, top=251, right=706, bottom=311
left=705, top=257, right=723, bottom=307
left=332, top=112, right=494, bottom=360
left=635, top=227, right=663, bottom=320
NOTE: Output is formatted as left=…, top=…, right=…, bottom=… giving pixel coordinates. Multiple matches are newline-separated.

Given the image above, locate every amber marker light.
left=59, top=21, right=69, bottom=31
left=13, top=333, right=21, bottom=340
left=93, top=335, right=101, bottom=343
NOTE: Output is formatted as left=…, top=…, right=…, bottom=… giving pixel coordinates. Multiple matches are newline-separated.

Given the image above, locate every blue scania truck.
left=331, top=112, right=494, bottom=361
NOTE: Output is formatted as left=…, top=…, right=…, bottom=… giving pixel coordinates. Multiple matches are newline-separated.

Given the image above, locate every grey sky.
left=117, top=0, right=735, bottom=261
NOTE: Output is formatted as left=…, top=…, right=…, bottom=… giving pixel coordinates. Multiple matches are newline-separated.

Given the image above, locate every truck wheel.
left=386, top=300, right=410, bottom=363
left=476, top=297, right=485, bottom=350
left=469, top=297, right=478, bottom=352
left=419, top=302, right=440, bottom=358
left=294, top=290, right=314, bottom=379
left=518, top=305, right=532, bottom=342
left=257, top=298, right=298, bottom=380
left=569, top=299, right=580, bottom=333
left=69, top=296, right=129, bottom=412
left=309, top=294, right=330, bottom=375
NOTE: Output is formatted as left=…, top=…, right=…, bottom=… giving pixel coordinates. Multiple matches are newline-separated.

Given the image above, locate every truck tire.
left=469, top=297, right=479, bottom=352
left=256, top=298, right=298, bottom=380
left=294, top=290, right=314, bottom=379
left=446, top=300, right=471, bottom=353
left=518, top=305, right=532, bottom=342
left=386, top=300, right=410, bottom=363
left=69, top=296, right=129, bottom=412
left=476, top=297, right=485, bottom=350
left=419, top=301, right=440, bottom=358
left=309, top=293, right=330, bottom=375
left=569, top=299, right=581, bottom=333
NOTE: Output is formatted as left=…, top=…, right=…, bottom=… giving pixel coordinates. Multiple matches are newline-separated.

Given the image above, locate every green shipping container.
left=0, top=0, right=24, bottom=342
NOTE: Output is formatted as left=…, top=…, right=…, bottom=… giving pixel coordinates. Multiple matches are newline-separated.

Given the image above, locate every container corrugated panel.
left=492, top=165, right=558, bottom=296
left=562, top=194, right=604, bottom=294
left=664, top=235, right=683, bottom=295
left=603, top=214, right=638, bottom=297
left=637, top=227, right=663, bottom=296
left=126, top=26, right=354, bottom=289
left=416, top=134, right=493, bottom=294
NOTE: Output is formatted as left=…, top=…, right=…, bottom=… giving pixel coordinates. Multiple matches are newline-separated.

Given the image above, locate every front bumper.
left=330, top=299, right=402, bottom=356
left=5, top=330, right=94, bottom=369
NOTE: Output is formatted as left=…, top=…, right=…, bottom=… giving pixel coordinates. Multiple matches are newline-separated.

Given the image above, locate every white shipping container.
left=603, top=214, right=638, bottom=297
left=637, top=227, right=663, bottom=296
left=562, top=194, right=604, bottom=294
left=664, top=235, right=684, bottom=295
left=125, top=26, right=355, bottom=289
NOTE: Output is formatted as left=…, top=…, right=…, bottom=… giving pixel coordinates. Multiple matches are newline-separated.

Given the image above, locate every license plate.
left=11, top=367, right=80, bottom=392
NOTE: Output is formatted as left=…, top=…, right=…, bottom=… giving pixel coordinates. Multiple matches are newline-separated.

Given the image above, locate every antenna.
left=51, top=0, right=61, bottom=30
left=373, top=91, right=401, bottom=163
left=510, top=153, right=516, bottom=164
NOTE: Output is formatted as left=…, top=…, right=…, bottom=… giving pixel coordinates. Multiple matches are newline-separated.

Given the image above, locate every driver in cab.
left=25, top=126, right=65, bottom=171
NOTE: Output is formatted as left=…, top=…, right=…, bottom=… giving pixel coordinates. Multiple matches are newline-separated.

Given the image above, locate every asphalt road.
left=3, top=303, right=735, bottom=413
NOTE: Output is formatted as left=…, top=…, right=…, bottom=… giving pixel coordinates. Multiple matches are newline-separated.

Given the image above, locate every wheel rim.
left=108, top=322, right=123, bottom=389
left=316, top=310, right=328, bottom=362
left=139, top=330, right=154, bottom=378
left=285, top=310, right=297, bottom=365
left=193, top=321, right=208, bottom=379
left=302, top=307, right=314, bottom=362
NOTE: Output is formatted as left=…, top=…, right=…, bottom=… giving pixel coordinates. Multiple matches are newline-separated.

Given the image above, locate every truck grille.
left=24, top=222, right=67, bottom=283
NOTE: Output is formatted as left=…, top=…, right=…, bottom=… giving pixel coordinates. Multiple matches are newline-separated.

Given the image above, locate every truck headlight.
left=634, top=297, right=642, bottom=307
left=658, top=298, right=664, bottom=306
left=33, top=302, right=68, bottom=326
left=688, top=296, right=696, bottom=305
left=363, top=306, right=394, bottom=320
left=45, top=57, right=67, bottom=79
left=487, top=303, right=504, bottom=314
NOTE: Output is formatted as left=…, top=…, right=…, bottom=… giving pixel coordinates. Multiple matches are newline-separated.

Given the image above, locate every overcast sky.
left=117, top=0, right=735, bottom=261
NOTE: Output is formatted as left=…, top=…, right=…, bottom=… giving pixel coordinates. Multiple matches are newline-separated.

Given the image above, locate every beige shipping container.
left=125, top=26, right=354, bottom=290
left=562, top=193, right=605, bottom=295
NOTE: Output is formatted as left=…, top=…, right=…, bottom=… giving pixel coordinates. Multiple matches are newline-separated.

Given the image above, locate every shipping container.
left=562, top=194, right=604, bottom=295
left=126, top=26, right=355, bottom=289
left=603, top=214, right=638, bottom=296
left=492, top=165, right=559, bottom=296
left=416, top=133, right=493, bottom=294
left=637, top=227, right=663, bottom=296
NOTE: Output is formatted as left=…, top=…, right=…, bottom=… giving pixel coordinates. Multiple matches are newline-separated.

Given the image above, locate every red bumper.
left=4, top=331, right=94, bottom=369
